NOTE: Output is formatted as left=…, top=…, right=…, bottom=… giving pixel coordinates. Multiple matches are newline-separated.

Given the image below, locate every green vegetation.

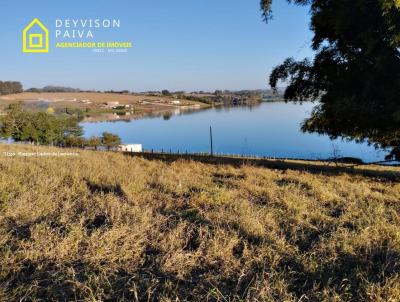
left=0, top=81, right=23, bottom=95
left=25, top=85, right=81, bottom=93
left=63, top=133, right=121, bottom=150
left=184, top=91, right=263, bottom=107
left=0, top=104, right=82, bottom=145
left=0, top=104, right=122, bottom=150
left=262, top=0, right=400, bottom=159
left=64, top=136, right=87, bottom=148
left=0, top=144, right=399, bottom=301
left=86, top=136, right=102, bottom=150
left=101, top=132, right=122, bottom=150
left=162, top=89, right=172, bottom=96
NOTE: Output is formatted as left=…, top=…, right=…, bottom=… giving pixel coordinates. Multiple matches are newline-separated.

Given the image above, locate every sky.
left=0, top=0, right=313, bottom=92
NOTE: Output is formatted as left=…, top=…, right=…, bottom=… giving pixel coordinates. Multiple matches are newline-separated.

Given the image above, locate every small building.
left=171, top=100, right=181, bottom=105
left=119, top=144, right=143, bottom=153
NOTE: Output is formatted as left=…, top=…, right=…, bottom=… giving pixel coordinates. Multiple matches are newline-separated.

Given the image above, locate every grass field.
left=1, top=92, right=154, bottom=103
left=0, top=92, right=159, bottom=110
left=0, top=144, right=399, bottom=301
left=0, top=92, right=208, bottom=121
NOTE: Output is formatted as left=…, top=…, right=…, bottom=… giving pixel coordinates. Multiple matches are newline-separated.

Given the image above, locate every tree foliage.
left=0, top=104, right=83, bottom=145
left=162, top=90, right=171, bottom=96
left=65, top=136, right=86, bottom=148
left=87, top=136, right=102, bottom=150
left=0, top=81, right=23, bottom=95
left=0, top=104, right=123, bottom=151
left=101, top=132, right=122, bottom=150
left=261, top=0, right=400, bottom=159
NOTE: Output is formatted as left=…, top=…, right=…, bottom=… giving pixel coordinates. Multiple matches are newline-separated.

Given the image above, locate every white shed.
left=119, top=144, right=143, bottom=152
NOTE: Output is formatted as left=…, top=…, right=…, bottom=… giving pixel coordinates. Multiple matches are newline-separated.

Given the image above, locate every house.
left=118, top=144, right=143, bottom=153
left=171, top=100, right=181, bottom=105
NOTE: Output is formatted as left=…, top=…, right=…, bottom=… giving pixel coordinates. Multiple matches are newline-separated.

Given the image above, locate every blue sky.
left=0, top=0, right=313, bottom=91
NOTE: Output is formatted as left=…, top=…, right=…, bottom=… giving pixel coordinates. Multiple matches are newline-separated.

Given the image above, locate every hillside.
left=0, top=92, right=208, bottom=121
left=0, top=144, right=399, bottom=301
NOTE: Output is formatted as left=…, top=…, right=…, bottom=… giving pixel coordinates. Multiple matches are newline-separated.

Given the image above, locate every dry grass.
left=0, top=92, right=206, bottom=108
left=0, top=92, right=209, bottom=122
left=0, top=92, right=161, bottom=104
left=0, top=144, right=399, bottom=301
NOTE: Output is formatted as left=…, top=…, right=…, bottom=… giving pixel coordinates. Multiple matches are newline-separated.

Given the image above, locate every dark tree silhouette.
left=261, top=0, right=400, bottom=160
left=0, top=81, right=23, bottom=95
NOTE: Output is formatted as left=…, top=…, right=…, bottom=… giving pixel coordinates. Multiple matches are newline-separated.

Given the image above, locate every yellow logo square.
left=29, top=34, right=43, bottom=48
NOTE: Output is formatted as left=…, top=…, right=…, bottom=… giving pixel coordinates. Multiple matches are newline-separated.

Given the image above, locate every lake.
left=82, top=102, right=387, bottom=162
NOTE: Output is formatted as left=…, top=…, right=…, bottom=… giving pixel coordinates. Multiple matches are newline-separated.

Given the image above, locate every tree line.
left=25, top=86, right=81, bottom=93
left=64, top=132, right=122, bottom=150
left=0, top=81, right=23, bottom=95
left=0, top=104, right=122, bottom=150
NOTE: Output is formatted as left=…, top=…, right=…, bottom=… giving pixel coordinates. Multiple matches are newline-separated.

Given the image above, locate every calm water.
left=82, top=102, right=387, bottom=162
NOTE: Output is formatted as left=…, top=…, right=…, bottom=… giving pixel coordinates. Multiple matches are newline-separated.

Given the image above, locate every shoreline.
left=0, top=91, right=273, bottom=122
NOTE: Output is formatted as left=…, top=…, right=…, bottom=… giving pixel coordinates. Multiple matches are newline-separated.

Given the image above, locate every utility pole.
left=210, top=126, right=213, bottom=156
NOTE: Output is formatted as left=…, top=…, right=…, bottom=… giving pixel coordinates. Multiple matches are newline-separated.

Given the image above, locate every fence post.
left=210, top=126, right=214, bottom=156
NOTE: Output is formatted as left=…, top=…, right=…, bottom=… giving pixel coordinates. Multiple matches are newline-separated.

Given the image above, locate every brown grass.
left=0, top=93, right=208, bottom=121
left=0, top=92, right=205, bottom=107
left=1, top=92, right=162, bottom=104
left=0, top=144, right=399, bottom=301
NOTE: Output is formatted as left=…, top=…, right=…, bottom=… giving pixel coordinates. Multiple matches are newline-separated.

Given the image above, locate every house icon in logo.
left=22, top=18, right=49, bottom=53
